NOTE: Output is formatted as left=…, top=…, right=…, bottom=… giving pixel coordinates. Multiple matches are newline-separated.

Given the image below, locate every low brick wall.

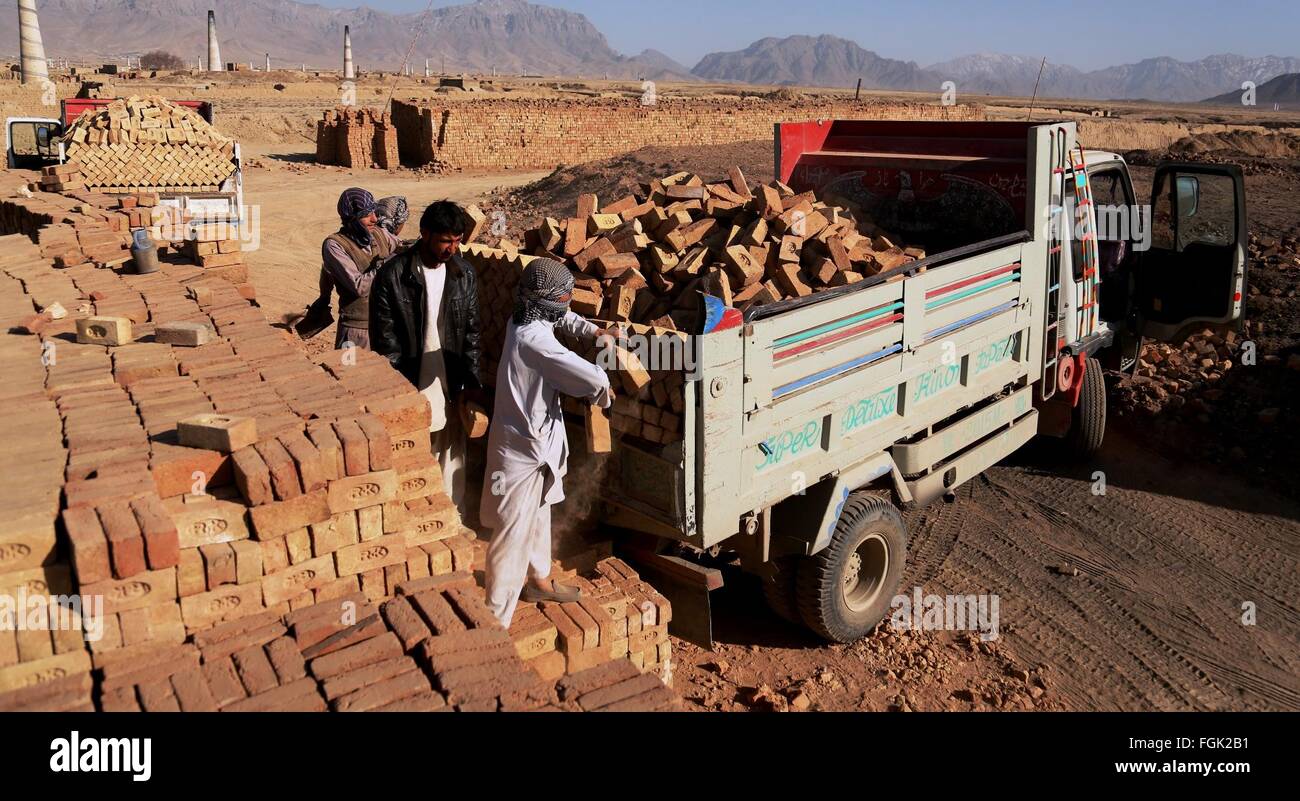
left=392, top=97, right=984, bottom=171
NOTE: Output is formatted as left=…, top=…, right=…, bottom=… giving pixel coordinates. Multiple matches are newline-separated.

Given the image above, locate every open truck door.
left=1136, top=162, right=1247, bottom=343
left=6, top=117, right=61, bottom=170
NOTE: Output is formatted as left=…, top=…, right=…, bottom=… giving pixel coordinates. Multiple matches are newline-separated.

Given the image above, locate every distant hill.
left=0, top=0, right=690, bottom=79
left=691, top=34, right=935, bottom=91
left=1204, top=72, right=1300, bottom=109
left=931, top=52, right=1300, bottom=101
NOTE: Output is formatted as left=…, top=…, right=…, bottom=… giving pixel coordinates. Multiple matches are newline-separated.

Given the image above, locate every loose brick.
left=308, top=631, right=402, bottom=680
left=62, top=506, right=111, bottom=585
left=355, top=415, right=393, bottom=471
left=248, top=490, right=330, bottom=540
left=262, top=554, right=336, bottom=606
left=200, top=541, right=237, bottom=588
left=320, top=655, right=417, bottom=700
left=98, top=501, right=147, bottom=579
left=557, top=659, right=641, bottom=702
left=220, top=678, right=323, bottom=712
left=201, top=657, right=248, bottom=707
left=332, top=418, right=370, bottom=475
left=254, top=438, right=302, bottom=501
left=279, top=430, right=328, bottom=493
left=333, top=669, right=431, bottom=712
left=327, top=470, right=398, bottom=514
left=408, top=590, right=468, bottom=636
left=381, top=597, right=433, bottom=651
left=232, top=644, right=280, bottom=695
left=229, top=539, right=263, bottom=584
left=169, top=667, right=219, bottom=712
left=263, top=637, right=306, bottom=684
left=129, top=494, right=180, bottom=569
left=230, top=446, right=274, bottom=505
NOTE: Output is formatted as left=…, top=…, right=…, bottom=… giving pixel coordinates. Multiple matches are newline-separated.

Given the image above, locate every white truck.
left=596, top=119, right=1247, bottom=643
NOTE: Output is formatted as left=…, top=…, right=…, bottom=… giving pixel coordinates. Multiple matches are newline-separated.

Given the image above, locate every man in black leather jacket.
left=370, top=200, right=484, bottom=511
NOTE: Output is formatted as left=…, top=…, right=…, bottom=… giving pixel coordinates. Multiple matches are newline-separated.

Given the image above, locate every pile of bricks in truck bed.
left=0, top=175, right=679, bottom=712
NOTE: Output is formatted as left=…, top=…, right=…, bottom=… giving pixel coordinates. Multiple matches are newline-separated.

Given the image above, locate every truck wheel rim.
left=843, top=532, right=889, bottom=613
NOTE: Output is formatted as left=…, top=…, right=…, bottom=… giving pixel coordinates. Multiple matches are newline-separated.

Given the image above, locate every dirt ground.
left=18, top=71, right=1292, bottom=711
left=237, top=142, right=549, bottom=351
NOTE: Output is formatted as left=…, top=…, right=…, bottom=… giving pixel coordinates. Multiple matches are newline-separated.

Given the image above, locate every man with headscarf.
left=374, top=195, right=410, bottom=239
left=370, top=200, right=483, bottom=512
left=479, top=258, right=621, bottom=627
left=294, top=188, right=400, bottom=349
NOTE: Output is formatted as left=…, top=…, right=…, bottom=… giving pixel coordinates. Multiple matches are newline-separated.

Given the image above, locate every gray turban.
left=513, top=258, right=575, bottom=325
left=374, top=196, right=409, bottom=235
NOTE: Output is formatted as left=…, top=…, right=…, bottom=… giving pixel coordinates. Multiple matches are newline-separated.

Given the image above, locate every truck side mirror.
left=1175, top=175, right=1199, bottom=217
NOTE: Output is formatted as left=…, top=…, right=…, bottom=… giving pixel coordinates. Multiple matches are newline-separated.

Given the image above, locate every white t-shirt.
left=417, top=262, right=449, bottom=433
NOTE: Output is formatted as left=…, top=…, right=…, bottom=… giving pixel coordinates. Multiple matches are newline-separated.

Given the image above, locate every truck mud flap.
left=618, top=546, right=722, bottom=649
left=905, top=409, right=1038, bottom=506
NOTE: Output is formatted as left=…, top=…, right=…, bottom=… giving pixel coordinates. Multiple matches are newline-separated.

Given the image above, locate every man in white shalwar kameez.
left=480, top=259, right=617, bottom=627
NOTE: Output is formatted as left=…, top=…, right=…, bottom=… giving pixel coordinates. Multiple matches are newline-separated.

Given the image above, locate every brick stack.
left=0, top=237, right=90, bottom=707
left=315, top=107, right=399, bottom=169
left=178, top=223, right=247, bottom=286
left=507, top=556, right=673, bottom=684
left=391, top=97, right=984, bottom=172
left=66, top=573, right=680, bottom=712
left=0, top=183, right=680, bottom=712
left=61, top=95, right=237, bottom=192
left=463, top=167, right=924, bottom=448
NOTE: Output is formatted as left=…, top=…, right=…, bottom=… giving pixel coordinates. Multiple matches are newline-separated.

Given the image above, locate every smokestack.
left=207, top=10, right=222, bottom=72
left=343, top=25, right=354, bottom=79
left=264, top=53, right=270, bottom=72
left=17, top=0, right=49, bottom=85
left=424, top=58, right=430, bottom=78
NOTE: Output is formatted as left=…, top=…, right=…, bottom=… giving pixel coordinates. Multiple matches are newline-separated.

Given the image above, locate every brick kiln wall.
left=391, top=97, right=985, bottom=171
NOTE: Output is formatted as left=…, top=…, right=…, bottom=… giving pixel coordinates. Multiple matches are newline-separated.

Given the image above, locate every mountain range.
left=1, top=0, right=1294, bottom=102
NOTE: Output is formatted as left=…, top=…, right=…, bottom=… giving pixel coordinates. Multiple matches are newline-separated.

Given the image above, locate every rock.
left=705, top=659, right=729, bottom=675
left=789, top=691, right=811, bottom=711
left=1029, top=686, right=1045, bottom=699
left=1050, top=564, right=1079, bottom=577
left=1009, top=668, right=1031, bottom=683
left=1287, top=354, right=1300, bottom=372
left=1258, top=408, right=1281, bottom=426
left=952, top=688, right=977, bottom=702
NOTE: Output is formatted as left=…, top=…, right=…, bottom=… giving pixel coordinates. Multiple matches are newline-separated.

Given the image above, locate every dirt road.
left=668, top=427, right=1300, bottom=712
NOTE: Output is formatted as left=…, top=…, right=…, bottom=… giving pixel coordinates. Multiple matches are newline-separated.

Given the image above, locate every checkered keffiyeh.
left=512, top=258, right=575, bottom=325
left=375, top=196, right=408, bottom=235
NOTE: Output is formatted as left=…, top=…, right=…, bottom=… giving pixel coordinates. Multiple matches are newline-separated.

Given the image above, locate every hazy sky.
left=305, top=0, right=1300, bottom=70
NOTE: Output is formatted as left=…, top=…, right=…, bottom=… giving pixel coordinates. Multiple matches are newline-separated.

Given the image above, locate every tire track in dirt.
left=921, top=430, right=1300, bottom=710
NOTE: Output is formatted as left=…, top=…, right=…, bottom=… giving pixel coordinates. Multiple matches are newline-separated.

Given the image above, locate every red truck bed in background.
left=776, top=120, right=1039, bottom=253
left=60, top=98, right=213, bottom=127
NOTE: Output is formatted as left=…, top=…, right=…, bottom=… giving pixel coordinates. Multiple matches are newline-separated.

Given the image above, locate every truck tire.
left=795, top=493, right=907, bottom=643
left=761, top=557, right=800, bottom=625
left=1067, top=355, right=1106, bottom=457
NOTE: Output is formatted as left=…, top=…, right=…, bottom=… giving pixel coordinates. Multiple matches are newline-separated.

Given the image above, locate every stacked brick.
left=61, top=95, right=238, bottom=192
left=0, top=171, right=253, bottom=299
left=392, top=97, right=984, bottom=172
left=177, top=223, right=247, bottom=286
left=0, top=173, right=681, bottom=713
left=315, top=107, right=399, bottom=169
left=0, top=237, right=90, bottom=705
left=508, top=556, right=673, bottom=684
